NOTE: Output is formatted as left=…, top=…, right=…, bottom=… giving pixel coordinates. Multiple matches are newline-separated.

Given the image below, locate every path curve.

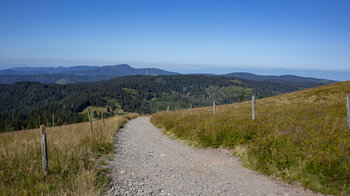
left=106, top=117, right=319, bottom=196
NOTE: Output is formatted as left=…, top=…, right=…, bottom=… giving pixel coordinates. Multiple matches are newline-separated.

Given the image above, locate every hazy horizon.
left=1, top=62, right=349, bottom=81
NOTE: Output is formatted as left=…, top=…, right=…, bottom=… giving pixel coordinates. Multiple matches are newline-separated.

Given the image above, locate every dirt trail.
left=106, top=117, right=319, bottom=196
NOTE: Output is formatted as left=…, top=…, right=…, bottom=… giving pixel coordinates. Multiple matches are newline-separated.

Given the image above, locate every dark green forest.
left=0, top=75, right=326, bottom=132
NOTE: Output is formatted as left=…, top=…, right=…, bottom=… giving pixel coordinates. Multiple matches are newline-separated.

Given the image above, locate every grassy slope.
left=151, top=81, right=350, bottom=195
left=0, top=113, right=138, bottom=195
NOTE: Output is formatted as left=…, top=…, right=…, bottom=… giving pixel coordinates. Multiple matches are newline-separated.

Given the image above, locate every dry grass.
left=151, top=81, right=350, bottom=195
left=0, top=113, right=138, bottom=195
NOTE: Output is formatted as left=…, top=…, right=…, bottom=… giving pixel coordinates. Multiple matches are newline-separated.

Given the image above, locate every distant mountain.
left=79, top=64, right=178, bottom=76
left=0, top=64, right=336, bottom=85
left=0, top=64, right=179, bottom=84
left=224, top=72, right=334, bottom=84
left=0, top=66, right=99, bottom=75
left=0, top=64, right=178, bottom=76
left=0, top=74, right=112, bottom=85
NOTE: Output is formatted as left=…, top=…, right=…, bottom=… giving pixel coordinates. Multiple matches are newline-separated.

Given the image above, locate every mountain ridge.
left=0, top=64, right=179, bottom=84
left=0, top=64, right=178, bottom=76
left=0, top=64, right=335, bottom=85
left=225, top=72, right=334, bottom=84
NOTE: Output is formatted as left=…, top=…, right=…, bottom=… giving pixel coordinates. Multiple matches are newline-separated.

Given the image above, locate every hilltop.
left=151, top=81, right=350, bottom=195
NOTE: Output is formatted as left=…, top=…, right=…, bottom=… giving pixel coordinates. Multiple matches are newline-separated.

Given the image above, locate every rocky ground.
left=106, top=117, right=320, bottom=196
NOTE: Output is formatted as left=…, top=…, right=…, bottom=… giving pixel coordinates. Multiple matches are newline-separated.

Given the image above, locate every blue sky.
left=0, top=0, right=349, bottom=75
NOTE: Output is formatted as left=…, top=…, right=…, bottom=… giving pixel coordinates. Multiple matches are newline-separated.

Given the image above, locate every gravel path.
left=106, top=117, right=319, bottom=196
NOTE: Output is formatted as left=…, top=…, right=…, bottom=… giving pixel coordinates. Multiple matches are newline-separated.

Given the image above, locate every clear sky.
left=0, top=0, right=349, bottom=73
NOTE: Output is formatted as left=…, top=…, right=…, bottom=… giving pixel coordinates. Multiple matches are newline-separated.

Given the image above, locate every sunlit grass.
left=0, top=113, right=138, bottom=195
left=151, top=81, right=350, bottom=195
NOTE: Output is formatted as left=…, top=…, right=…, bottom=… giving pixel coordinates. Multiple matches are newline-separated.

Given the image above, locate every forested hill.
left=0, top=75, right=329, bottom=132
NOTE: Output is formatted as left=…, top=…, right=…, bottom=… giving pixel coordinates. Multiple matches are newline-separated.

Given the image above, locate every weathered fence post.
left=52, top=114, right=55, bottom=127
left=167, top=105, right=170, bottom=112
left=88, top=109, right=93, bottom=136
left=190, top=103, right=193, bottom=115
left=347, top=93, right=350, bottom=128
left=213, top=100, right=216, bottom=115
left=38, top=115, right=41, bottom=128
left=252, top=95, right=255, bottom=121
left=40, top=125, right=48, bottom=175
left=102, top=112, right=105, bottom=126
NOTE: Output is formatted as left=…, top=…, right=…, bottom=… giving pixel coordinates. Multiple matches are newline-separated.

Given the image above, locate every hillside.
left=0, top=75, right=330, bottom=132
left=151, top=81, right=350, bottom=195
left=0, top=113, right=138, bottom=195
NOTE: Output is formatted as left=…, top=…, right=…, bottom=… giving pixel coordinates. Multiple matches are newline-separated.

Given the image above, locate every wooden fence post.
left=52, top=114, right=55, bottom=127
left=40, top=125, right=48, bottom=175
left=167, top=105, right=170, bottom=112
left=213, top=100, right=216, bottom=115
left=190, top=103, right=192, bottom=115
left=252, top=95, right=255, bottom=121
left=102, top=112, right=105, bottom=126
left=88, top=109, right=93, bottom=136
left=38, top=115, right=41, bottom=128
left=347, top=93, right=350, bottom=128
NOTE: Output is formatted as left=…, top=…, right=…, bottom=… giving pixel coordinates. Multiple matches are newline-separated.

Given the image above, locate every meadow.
left=151, top=81, right=350, bottom=195
left=0, top=113, right=137, bottom=195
